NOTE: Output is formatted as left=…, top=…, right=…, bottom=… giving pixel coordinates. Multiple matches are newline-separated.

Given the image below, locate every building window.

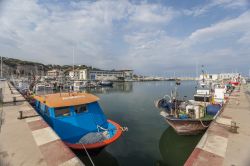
left=75, top=105, right=87, bottom=114
left=55, top=107, right=70, bottom=117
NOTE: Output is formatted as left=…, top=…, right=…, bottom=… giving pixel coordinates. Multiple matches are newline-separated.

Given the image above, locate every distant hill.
left=1, top=57, right=46, bottom=78
left=1, top=57, right=100, bottom=78
left=3, top=57, right=45, bottom=68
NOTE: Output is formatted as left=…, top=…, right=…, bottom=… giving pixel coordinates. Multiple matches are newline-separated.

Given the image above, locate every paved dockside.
left=185, top=84, right=250, bottom=166
left=0, top=81, right=84, bottom=166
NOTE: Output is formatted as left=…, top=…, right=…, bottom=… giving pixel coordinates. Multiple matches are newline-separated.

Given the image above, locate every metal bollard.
left=230, top=121, right=238, bottom=133
left=18, top=111, right=23, bottom=119
left=13, top=97, right=16, bottom=105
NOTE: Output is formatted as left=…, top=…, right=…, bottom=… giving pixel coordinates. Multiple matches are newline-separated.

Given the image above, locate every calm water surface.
left=74, top=81, right=203, bottom=166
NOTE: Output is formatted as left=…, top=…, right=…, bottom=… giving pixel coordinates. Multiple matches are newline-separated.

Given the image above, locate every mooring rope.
left=81, top=143, right=95, bottom=166
left=199, top=119, right=210, bottom=128
left=79, top=125, right=128, bottom=166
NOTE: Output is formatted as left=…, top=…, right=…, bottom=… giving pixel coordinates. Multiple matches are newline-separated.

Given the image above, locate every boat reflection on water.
left=85, top=82, right=133, bottom=94
left=157, top=127, right=203, bottom=166
left=73, top=149, right=119, bottom=166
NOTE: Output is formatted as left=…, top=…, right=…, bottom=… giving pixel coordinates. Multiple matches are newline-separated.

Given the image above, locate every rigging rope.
left=97, top=125, right=108, bottom=131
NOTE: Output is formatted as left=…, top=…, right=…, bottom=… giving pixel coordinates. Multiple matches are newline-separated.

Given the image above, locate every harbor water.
left=73, top=81, right=203, bottom=166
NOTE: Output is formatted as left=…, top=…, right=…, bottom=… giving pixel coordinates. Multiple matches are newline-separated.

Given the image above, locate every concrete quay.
left=0, top=81, right=84, bottom=166
left=185, top=84, right=250, bottom=166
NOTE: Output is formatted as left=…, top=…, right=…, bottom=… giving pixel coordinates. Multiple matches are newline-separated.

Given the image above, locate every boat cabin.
left=33, top=92, right=110, bottom=144
left=214, top=88, right=226, bottom=103
left=193, top=89, right=212, bottom=102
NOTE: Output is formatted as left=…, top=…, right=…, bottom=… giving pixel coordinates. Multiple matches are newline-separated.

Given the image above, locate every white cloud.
left=0, top=0, right=249, bottom=75
left=211, top=0, right=249, bottom=9
left=122, top=10, right=250, bottom=75
left=183, top=0, right=249, bottom=17
left=238, top=32, right=250, bottom=43
left=130, top=4, right=176, bottom=24
left=0, top=0, right=177, bottom=69
left=186, top=11, right=250, bottom=45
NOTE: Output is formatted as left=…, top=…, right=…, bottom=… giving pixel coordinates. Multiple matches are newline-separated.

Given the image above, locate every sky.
left=0, top=0, right=250, bottom=76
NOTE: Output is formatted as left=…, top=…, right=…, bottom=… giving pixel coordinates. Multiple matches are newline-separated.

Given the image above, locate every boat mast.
left=73, top=47, right=75, bottom=80
left=249, top=69, right=250, bottom=79
left=174, top=80, right=180, bottom=118
left=202, top=65, right=205, bottom=84
left=1, top=56, right=2, bottom=78
left=195, top=61, right=198, bottom=91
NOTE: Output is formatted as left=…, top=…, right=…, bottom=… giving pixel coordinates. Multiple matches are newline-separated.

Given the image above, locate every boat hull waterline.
left=165, top=117, right=212, bottom=135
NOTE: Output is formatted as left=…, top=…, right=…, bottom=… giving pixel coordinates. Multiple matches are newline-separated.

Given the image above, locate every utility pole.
left=1, top=56, right=2, bottom=78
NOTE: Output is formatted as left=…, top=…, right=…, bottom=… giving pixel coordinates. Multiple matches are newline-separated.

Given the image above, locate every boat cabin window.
left=75, top=105, right=87, bottom=114
left=44, top=106, right=49, bottom=116
left=55, top=107, right=70, bottom=117
left=40, top=103, right=46, bottom=111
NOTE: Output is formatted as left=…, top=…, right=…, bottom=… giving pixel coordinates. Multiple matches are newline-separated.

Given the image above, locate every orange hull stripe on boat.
left=64, top=119, right=122, bottom=150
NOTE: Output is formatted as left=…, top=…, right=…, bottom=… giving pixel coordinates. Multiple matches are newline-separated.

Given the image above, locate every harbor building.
left=68, top=69, right=133, bottom=81
left=47, top=69, right=59, bottom=78
left=89, top=69, right=133, bottom=81
left=69, top=70, right=78, bottom=80
left=79, top=69, right=88, bottom=80
left=219, top=73, right=240, bottom=80
left=199, top=74, right=219, bottom=81
left=123, top=70, right=134, bottom=81
left=199, top=73, right=240, bottom=82
left=69, top=69, right=88, bottom=80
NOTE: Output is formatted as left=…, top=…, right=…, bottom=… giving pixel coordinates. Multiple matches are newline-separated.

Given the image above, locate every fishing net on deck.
left=78, top=131, right=110, bottom=144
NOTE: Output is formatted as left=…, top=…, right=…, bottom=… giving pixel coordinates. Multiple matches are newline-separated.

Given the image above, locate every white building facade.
left=199, top=73, right=240, bottom=82
left=47, top=69, right=59, bottom=78
left=69, top=69, right=133, bottom=81
left=69, top=69, right=87, bottom=80
left=69, top=70, right=79, bottom=80
left=79, top=69, right=88, bottom=80
left=89, top=70, right=133, bottom=81
left=219, top=73, right=240, bottom=80
left=199, top=74, right=219, bottom=81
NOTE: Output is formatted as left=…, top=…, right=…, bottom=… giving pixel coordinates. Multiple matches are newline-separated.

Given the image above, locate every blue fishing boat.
left=34, top=92, right=123, bottom=150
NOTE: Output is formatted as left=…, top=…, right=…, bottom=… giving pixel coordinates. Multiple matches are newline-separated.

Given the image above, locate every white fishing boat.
left=155, top=81, right=223, bottom=135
